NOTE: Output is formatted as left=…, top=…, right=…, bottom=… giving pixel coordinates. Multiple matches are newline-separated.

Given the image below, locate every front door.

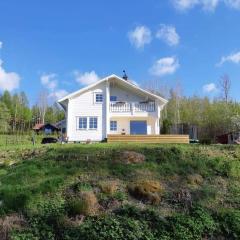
left=130, top=121, right=147, bottom=135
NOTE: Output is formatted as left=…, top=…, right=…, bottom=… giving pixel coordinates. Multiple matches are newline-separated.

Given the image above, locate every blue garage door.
left=130, top=121, right=147, bottom=135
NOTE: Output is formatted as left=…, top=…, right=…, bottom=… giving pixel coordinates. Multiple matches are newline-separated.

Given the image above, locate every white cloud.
left=156, top=24, right=180, bottom=46
left=202, top=0, right=220, bottom=11
left=74, top=70, right=100, bottom=85
left=40, top=73, right=58, bottom=90
left=172, top=0, right=199, bottom=10
left=0, top=42, right=2, bottom=49
left=172, top=0, right=220, bottom=11
left=128, top=25, right=152, bottom=49
left=0, top=60, right=20, bottom=91
left=40, top=73, right=68, bottom=100
left=49, top=89, right=68, bottom=100
left=149, top=57, right=180, bottom=76
left=203, top=83, right=217, bottom=93
left=225, top=0, right=240, bottom=9
left=217, top=51, right=240, bottom=66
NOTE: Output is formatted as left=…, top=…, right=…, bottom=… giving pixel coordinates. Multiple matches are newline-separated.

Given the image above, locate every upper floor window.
left=110, top=120, right=117, bottom=131
left=95, top=93, right=103, bottom=103
left=89, top=117, right=98, bottom=129
left=110, top=96, right=117, bottom=102
left=78, top=117, right=87, bottom=130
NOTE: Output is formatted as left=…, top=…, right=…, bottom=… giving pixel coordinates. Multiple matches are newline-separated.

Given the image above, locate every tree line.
left=0, top=75, right=239, bottom=140
left=0, top=90, right=64, bottom=133
left=160, top=75, right=240, bottom=140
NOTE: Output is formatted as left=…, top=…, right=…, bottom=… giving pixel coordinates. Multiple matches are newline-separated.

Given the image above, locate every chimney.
left=122, top=70, right=128, bottom=81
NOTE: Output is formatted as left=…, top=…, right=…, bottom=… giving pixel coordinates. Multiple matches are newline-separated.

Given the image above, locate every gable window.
left=95, top=93, right=103, bottom=103
left=89, top=117, right=98, bottom=129
left=78, top=117, right=87, bottom=130
left=110, top=96, right=117, bottom=102
left=110, top=121, right=117, bottom=131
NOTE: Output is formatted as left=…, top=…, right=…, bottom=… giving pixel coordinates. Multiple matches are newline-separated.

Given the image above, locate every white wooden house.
left=58, top=74, right=168, bottom=142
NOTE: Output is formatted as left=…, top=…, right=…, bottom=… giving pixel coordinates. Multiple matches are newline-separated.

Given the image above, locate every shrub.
left=114, top=151, right=146, bottom=164
left=67, top=191, right=98, bottom=216
left=155, top=147, right=183, bottom=163
left=128, top=180, right=164, bottom=204
left=167, top=206, right=217, bottom=240
left=187, top=174, right=203, bottom=186
left=199, top=139, right=211, bottom=145
left=64, top=215, right=156, bottom=240
left=0, top=191, right=30, bottom=212
left=115, top=205, right=217, bottom=240
left=99, top=180, right=118, bottom=195
left=11, top=231, right=40, bottom=240
left=217, top=209, right=240, bottom=239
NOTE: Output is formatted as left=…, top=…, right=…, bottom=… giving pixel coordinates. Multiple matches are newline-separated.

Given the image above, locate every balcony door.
left=130, top=121, right=147, bottom=135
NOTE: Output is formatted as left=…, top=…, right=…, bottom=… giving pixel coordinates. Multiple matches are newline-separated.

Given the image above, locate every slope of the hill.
left=0, top=143, right=239, bottom=239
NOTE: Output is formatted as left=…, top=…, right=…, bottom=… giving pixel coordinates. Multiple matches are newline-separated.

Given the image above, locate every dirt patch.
left=128, top=179, right=164, bottom=204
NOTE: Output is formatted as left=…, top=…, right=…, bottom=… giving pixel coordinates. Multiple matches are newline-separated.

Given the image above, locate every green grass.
left=0, top=143, right=239, bottom=239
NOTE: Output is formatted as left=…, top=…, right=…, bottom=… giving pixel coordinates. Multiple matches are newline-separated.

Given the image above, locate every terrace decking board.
left=107, top=135, right=189, bottom=144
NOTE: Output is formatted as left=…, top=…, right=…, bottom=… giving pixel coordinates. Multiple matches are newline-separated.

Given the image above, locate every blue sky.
left=0, top=0, right=240, bottom=104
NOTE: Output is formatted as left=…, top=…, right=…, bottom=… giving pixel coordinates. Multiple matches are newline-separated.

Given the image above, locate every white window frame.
left=110, top=120, right=117, bottom=131
left=77, top=117, right=88, bottom=130
left=94, top=92, right=103, bottom=104
left=89, top=117, right=98, bottom=130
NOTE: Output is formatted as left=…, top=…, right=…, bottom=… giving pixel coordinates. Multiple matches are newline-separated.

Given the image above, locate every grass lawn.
left=0, top=143, right=239, bottom=239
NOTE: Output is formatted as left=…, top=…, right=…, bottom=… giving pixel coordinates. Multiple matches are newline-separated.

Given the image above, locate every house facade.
left=58, top=74, right=168, bottom=142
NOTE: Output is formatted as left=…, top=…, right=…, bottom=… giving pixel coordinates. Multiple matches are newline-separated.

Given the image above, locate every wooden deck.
left=107, top=134, right=189, bottom=144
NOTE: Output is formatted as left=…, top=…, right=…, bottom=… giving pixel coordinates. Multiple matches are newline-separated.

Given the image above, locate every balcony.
left=110, top=101, right=155, bottom=113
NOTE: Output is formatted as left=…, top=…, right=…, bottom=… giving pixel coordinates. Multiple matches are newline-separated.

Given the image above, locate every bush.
left=64, top=215, right=156, bottom=240
left=99, top=180, right=119, bottom=195
left=0, top=190, right=30, bottom=212
left=199, top=139, right=211, bottom=145
left=155, top=147, right=183, bottom=163
left=115, top=205, right=217, bottom=240
left=217, top=209, right=240, bottom=239
left=128, top=179, right=164, bottom=204
left=67, top=191, right=98, bottom=216
left=67, top=199, right=86, bottom=216
left=168, top=206, right=217, bottom=240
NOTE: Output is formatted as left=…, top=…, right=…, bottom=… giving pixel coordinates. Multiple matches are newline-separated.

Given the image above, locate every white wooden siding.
left=67, top=82, right=106, bottom=141
left=65, top=78, right=162, bottom=142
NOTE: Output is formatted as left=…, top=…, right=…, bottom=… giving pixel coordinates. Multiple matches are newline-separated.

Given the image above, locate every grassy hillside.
left=0, top=143, right=239, bottom=239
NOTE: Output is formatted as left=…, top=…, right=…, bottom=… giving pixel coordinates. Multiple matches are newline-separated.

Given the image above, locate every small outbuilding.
left=217, top=132, right=240, bottom=144
left=33, top=123, right=60, bottom=135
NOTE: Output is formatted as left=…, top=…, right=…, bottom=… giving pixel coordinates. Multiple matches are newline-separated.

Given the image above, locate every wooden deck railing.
left=110, top=102, right=155, bottom=113
left=107, top=134, right=189, bottom=144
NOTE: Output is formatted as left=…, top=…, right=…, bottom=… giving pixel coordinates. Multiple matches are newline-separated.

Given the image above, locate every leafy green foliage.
left=0, top=144, right=238, bottom=239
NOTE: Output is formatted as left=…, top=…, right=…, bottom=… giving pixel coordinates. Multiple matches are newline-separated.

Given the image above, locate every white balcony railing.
left=110, top=102, right=155, bottom=113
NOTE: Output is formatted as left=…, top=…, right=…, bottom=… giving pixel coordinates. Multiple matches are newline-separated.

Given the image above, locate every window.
left=79, top=117, right=87, bottom=129
left=89, top=117, right=98, bottom=129
left=110, top=121, right=117, bottom=131
left=110, top=96, right=117, bottom=102
left=95, top=93, right=103, bottom=103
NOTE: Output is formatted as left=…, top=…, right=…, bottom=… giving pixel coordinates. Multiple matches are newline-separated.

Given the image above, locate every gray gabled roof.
left=58, top=74, right=168, bottom=105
